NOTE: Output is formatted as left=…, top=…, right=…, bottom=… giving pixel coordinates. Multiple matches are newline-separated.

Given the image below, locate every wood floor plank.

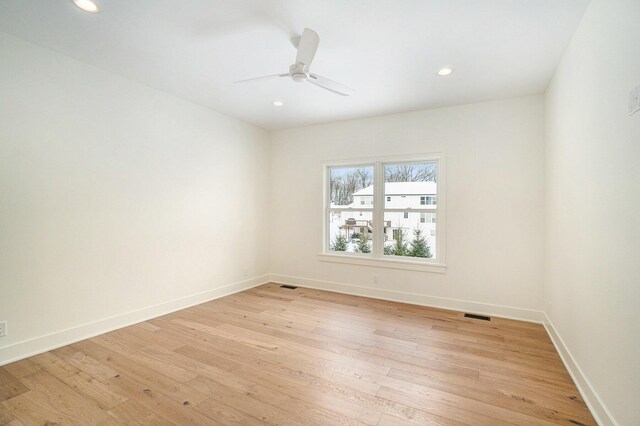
left=191, top=397, right=264, bottom=426
left=246, top=382, right=370, bottom=426
left=1, top=359, right=40, bottom=380
left=73, top=340, right=209, bottom=407
left=104, top=373, right=219, bottom=425
left=0, top=402, right=20, bottom=425
left=106, top=400, right=173, bottom=425
left=29, top=352, right=80, bottom=379
left=18, top=370, right=113, bottom=424
left=0, top=368, right=29, bottom=402
left=138, top=344, right=256, bottom=394
left=377, top=385, right=552, bottom=426
left=52, top=346, right=120, bottom=381
left=386, top=368, right=594, bottom=425
left=59, top=371, right=128, bottom=410
left=189, top=377, right=318, bottom=426
left=1, top=283, right=596, bottom=425
left=3, top=391, right=82, bottom=426
left=91, top=332, right=198, bottom=383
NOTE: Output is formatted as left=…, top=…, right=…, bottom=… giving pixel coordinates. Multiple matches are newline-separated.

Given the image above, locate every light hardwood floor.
left=0, top=283, right=595, bottom=425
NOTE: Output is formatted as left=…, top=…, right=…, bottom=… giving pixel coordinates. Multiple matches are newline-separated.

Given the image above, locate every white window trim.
left=321, top=153, right=446, bottom=273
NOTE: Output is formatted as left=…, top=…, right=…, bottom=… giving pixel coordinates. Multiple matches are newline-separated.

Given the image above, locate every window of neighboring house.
left=360, top=197, right=373, bottom=205
left=323, top=155, right=445, bottom=271
left=420, top=212, right=436, bottom=223
left=420, top=195, right=436, bottom=205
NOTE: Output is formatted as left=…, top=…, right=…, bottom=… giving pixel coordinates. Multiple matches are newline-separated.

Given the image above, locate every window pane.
left=328, top=210, right=374, bottom=253
left=384, top=161, right=437, bottom=209
left=383, top=211, right=436, bottom=259
left=329, top=165, right=374, bottom=208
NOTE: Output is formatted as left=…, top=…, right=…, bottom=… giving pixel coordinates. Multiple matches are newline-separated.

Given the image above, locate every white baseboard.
left=0, top=275, right=270, bottom=366
left=269, top=274, right=544, bottom=323
left=543, top=313, right=616, bottom=426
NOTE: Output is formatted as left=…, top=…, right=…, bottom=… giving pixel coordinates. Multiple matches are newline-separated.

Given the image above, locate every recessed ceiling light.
left=73, top=0, right=99, bottom=13
left=438, top=67, right=454, bottom=76
left=272, top=100, right=284, bottom=107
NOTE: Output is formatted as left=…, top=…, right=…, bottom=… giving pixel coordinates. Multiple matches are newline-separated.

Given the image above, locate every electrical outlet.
left=629, top=84, right=640, bottom=116
left=0, top=321, right=7, bottom=337
left=372, top=275, right=379, bottom=284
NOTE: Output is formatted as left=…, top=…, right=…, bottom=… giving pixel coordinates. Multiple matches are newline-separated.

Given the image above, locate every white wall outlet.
left=0, top=321, right=7, bottom=337
left=372, top=275, right=379, bottom=284
left=629, top=85, right=640, bottom=116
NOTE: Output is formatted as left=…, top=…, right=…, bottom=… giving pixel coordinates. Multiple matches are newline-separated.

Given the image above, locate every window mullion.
left=374, top=162, right=384, bottom=258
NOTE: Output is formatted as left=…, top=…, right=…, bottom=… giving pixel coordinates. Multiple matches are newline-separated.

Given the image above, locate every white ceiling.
left=0, top=0, right=590, bottom=130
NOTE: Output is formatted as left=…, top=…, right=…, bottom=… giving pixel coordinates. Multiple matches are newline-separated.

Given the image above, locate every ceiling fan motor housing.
left=289, top=63, right=308, bottom=82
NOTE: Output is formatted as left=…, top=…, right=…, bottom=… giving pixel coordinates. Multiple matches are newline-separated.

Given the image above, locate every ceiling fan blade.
left=235, top=73, right=289, bottom=83
left=296, top=28, right=319, bottom=69
left=307, top=73, right=354, bottom=96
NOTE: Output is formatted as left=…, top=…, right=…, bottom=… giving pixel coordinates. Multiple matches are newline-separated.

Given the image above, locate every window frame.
left=320, top=154, right=446, bottom=273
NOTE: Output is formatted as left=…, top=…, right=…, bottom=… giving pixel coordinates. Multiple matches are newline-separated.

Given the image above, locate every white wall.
left=544, top=0, right=640, bottom=424
left=0, top=32, right=270, bottom=363
left=270, top=96, right=545, bottom=318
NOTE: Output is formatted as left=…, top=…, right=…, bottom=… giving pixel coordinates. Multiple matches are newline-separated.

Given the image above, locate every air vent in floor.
left=280, top=285, right=298, bottom=290
left=464, top=313, right=491, bottom=321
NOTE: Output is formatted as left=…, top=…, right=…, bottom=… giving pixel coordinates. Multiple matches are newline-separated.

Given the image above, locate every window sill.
left=317, top=253, right=446, bottom=273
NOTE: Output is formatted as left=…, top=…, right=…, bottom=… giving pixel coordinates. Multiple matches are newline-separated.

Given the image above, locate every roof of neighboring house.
left=352, top=182, right=437, bottom=196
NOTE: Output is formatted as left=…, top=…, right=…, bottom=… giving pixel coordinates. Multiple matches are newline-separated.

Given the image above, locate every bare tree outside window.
left=329, top=166, right=373, bottom=206
left=385, top=163, right=437, bottom=183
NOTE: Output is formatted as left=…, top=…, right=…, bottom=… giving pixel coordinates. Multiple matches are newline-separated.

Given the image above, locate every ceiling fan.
left=236, top=28, right=354, bottom=96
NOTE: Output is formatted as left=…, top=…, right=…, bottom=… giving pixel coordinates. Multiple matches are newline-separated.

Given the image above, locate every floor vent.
left=464, top=313, right=491, bottom=321
left=280, top=285, right=299, bottom=290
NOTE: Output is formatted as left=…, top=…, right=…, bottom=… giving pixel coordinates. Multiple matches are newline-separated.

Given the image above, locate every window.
left=420, top=195, right=436, bottom=205
left=420, top=212, right=436, bottom=223
left=359, top=196, right=373, bottom=205
left=323, top=155, right=445, bottom=271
